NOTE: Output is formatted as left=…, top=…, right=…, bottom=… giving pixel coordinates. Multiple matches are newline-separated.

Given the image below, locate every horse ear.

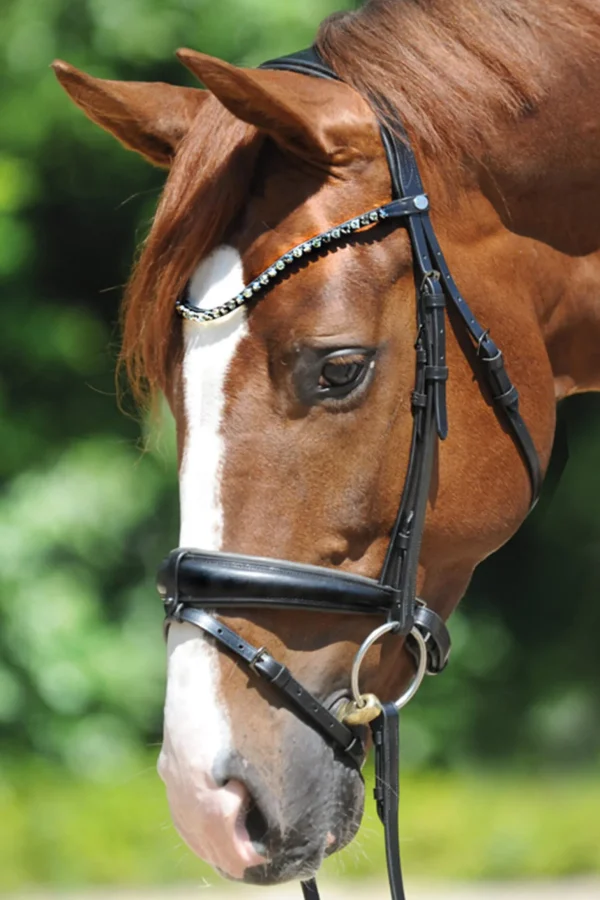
left=176, top=49, right=346, bottom=165
left=51, top=60, right=208, bottom=167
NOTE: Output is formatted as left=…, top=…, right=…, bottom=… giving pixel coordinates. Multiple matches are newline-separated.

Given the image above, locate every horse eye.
left=293, top=346, right=376, bottom=406
left=319, top=360, right=364, bottom=389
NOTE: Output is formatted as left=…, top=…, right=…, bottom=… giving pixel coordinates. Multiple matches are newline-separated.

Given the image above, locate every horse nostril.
left=215, top=754, right=275, bottom=857
left=245, top=796, right=270, bottom=855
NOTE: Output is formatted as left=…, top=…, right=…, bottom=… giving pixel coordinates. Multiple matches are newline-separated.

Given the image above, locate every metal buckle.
left=420, top=269, right=440, bottom=293
left=162, top=600, right=184, bottom=641
left=476, top=327, right=491, bottom=355
left=249, top=646, right=267, bottom=672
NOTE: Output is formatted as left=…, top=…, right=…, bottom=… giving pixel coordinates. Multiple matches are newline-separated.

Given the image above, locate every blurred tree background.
left=1, top=0, right=599, bottom=891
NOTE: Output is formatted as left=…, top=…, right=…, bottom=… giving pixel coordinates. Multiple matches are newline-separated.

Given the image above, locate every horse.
left=53, top=0, right=600, bottom=896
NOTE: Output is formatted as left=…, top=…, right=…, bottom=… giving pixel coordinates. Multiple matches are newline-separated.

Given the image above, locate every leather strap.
left=413, top=606, right=451, bottom=674
left=301, top=879, right=321, bottom=900
left=372, top=703, right=406, bottom=900
left=158, top=549, right=452, bottom=676
left=419, top=215, right=543, bottom=504
left=166, top=605, right=364, bottom=767
left=158, top=548, right=396, bottom=616
left=261, top=47, right=341, bottom=82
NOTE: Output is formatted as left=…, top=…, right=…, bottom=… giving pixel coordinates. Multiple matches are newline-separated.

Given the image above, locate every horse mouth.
left=235, top=763, right=364, bottom=886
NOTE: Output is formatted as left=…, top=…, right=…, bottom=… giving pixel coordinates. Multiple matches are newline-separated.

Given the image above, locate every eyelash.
left=319, top=355, right=368, bottom=388
left=291, top=345, right=378, bottom=409
left=316, top=353, right=377, bottom=408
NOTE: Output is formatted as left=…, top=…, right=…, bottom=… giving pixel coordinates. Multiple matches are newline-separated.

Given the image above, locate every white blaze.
left=158, top=245, right=250, bottom=869
left=178, top=245, right=248, bottom=548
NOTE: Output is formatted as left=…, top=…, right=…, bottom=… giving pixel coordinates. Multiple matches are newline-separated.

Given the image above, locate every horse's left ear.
left=51, top=60, right=208, bottom=167
left=177, top=49, right=357, bottom=166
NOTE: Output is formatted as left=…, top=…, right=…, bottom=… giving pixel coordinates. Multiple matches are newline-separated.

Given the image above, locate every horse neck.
left=418, top=58, right=600, bottom=402
left=483, top=89, right=600, bottom=400
left=539, top=256, right=600, bottom=399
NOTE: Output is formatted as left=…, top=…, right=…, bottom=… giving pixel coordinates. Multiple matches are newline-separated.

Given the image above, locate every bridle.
left=157, top=47, right=543, bottom=900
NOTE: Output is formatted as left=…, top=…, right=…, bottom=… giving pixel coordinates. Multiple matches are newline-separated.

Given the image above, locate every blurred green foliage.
left=1, top=0, right=600, bottom=888
left=0, top=0, right=364, bottom=772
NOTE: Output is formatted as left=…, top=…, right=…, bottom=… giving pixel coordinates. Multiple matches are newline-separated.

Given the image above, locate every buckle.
left=248, top=646, right=267, bottom=672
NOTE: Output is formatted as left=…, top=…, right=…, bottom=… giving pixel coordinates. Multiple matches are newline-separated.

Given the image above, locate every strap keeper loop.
left=269, top=663, right=291, bottom=689
left=493, top=385, right=519, bottom=409
left=386, top=605, right=414, bottom=635
left=423, top=291, right=446, bottom=310
left=425, top=365, right=449, bottom=382
left=482, top=349, right=504, bottom=371
left=394, top=531, right=410, bottom=551
left=420, top=270, right=441, bottom=294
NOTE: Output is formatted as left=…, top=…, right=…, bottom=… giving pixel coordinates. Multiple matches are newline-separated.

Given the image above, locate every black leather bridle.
left=158, top=47, right=543, bottom=900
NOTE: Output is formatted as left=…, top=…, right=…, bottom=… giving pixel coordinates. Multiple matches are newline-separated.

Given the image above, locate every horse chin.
left=238, top=756, right=365, bottom=886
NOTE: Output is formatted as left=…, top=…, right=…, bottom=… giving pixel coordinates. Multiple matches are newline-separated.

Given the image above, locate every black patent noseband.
left=159, top=46, right=543, bottom=900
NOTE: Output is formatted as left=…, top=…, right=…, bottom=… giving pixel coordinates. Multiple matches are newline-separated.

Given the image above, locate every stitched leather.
left=167, top=606, right=364, bottom=767
left=372, top=704, right=406, bottom=900
left=419, top=214, right=543, bottom=502
left=158, top=549, right=396, bottom=616
left=412, top=606, right=451, bottom=674
left=159, top=551, right=452, bottom=676
left=261, top=48, right=341, bottom=82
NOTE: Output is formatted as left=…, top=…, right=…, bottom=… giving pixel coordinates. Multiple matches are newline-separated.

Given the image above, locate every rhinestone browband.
left=175, top=193, right=430, bottom=323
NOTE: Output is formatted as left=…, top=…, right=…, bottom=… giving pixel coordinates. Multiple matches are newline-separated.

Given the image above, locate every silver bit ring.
left=350, top=622, right=428, bottom=712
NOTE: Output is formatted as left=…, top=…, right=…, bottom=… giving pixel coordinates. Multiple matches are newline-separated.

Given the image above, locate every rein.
left=160, top=46, right=543, bottom=900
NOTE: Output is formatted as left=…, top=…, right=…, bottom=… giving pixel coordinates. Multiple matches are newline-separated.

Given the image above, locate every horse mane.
left=121, top=0, right=600, bottom=403
left=121, top=102, right=260, bottom=402
left=317, top=0, right=600, bottom=158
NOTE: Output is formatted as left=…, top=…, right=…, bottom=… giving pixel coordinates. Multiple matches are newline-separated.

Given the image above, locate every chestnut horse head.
left=54, top=0, right=600, bottom=888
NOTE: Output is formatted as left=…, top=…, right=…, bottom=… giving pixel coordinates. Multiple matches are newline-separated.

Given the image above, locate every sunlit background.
left=1, top=0, right=600, bottom=893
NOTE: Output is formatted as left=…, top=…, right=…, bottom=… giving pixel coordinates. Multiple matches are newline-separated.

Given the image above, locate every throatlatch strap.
left=372, top=704, right=406, bottom=900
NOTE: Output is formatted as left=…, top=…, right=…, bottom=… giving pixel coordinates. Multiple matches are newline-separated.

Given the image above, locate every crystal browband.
left=175, top=193, right=430, bottom=323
